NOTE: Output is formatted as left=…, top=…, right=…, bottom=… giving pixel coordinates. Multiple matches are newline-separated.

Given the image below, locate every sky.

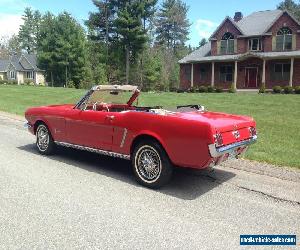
left=0, top=0, right=283, bottom=46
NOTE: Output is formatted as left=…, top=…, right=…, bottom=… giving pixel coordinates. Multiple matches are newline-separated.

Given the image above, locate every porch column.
left=211, top=62, right=215, bottom=87
left=234, top=61, right=238, bottom=89
left=290, top=58, right=294, bottom=87
left=191, top=63, right=194, bottom=88
left=262, top=59, right=266, bottom=85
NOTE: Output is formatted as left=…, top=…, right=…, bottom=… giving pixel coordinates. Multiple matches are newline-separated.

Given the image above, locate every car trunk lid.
left=175, top=111, right=255, bottom=145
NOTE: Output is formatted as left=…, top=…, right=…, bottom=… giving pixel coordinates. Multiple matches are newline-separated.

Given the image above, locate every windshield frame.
left=74, top=85, right=140, bottom=110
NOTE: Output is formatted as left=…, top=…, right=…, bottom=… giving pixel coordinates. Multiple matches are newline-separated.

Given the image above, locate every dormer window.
left=276, top=27, right=292, bottom=51
left=248, top=38, right=261, bottom=51
left=220, top=32, right=234, bottom=54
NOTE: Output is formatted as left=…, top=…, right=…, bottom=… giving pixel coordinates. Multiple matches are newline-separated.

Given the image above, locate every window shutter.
left=229, top=40, right=234, bottom=53
left=217, top=41, right=221, bottom=54
left=272, top=36, right=276, bottom=51
left=285, top=35, right=292, bottom=50
left=276, top=35, right=284, bottom=51
left=220, top=41, right=226, bottom=54
left=292, top=34, right=296, bottom=50
left=234, top=39, right=237, bottom=53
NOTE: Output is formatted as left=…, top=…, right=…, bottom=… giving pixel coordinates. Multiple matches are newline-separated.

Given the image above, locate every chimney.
left=234, top=12, right=243, bottom=22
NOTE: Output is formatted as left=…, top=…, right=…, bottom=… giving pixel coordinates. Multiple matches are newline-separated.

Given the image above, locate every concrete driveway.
left=0, top=114, right=299, bottom=249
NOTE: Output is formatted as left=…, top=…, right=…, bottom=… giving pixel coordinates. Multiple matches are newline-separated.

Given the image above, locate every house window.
left=10, top=71, right=16, bottom=79
left=220, top=32, right=234, bottom=54
left=273, top=63, right=290, bottom=81
left=200, top=67, right=207, bottom=80
left=276, top=27, right=292, bottom=51
left=248, top=38, right=261, bottom=51
left=184, top=65, right=191, bottom=80
left=26, top=71, right=34, bottom=79
left=220, top=65, right=233, bottom=82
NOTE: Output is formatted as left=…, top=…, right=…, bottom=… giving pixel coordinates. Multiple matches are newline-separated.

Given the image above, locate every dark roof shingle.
left=0, top=54, right=41, bottom=72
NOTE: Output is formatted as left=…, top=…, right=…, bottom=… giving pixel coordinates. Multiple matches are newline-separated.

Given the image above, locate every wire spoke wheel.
left=36, top=125, right=50, bottom=152
left=135, top=145, right=162, bottom=183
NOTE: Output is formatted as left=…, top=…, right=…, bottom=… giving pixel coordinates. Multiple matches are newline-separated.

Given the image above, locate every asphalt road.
left=0, top=114, right=299, bottom=250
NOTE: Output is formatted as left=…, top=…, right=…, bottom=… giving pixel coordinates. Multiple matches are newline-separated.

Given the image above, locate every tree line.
left=0, top=0, right=191, bottom=90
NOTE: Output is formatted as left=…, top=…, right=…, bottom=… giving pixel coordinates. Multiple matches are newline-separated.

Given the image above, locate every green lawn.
left=0, top=84, right=299, bottom=168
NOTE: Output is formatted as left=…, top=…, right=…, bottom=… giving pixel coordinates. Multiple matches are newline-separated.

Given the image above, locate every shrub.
left=207, top=86, right=215, bottom=93
left=215, top=87, right=223, bottom=93
left=67, top=80, right=76, bottom=88
left=24, top=79, right=34, bottom=86
left=169, top=87, right=178, bottom=92
left=294, top=86, right=300, bottom=94
left=273, top=85, right=282, bottom=94
left=187, top=87, right=196, bottom=93
left=154, top=83, right=165, bottom=92
left=259, top=82, right=266, bottom=93
left=228, top=83, right=236, bottom=93
left=198, top=86, right=208, bottom=93
left=176, top=89, right=184, bottom=93
left=0, top=80, right=6, bottom=85
left=283, top=85, right=294, bottom=94
left=8, top=80, right=18, bottom=85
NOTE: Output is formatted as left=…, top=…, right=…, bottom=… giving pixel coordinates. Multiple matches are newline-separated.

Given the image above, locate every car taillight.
left=249, top=127, right=257, bottom=137
left=214, top=133, right=223, bottom=147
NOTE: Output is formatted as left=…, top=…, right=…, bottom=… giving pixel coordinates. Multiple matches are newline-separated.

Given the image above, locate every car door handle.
left=106, top=115, right=115, bottom=120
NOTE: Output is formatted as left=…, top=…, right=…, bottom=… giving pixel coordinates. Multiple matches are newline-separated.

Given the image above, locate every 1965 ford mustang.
left=25, top=85, right=257, bottom=188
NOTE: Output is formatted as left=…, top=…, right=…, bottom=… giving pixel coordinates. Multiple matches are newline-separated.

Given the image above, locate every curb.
left=222, top=159, right=300, bottom=183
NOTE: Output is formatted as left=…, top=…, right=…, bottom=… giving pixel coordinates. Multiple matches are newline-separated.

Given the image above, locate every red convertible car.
left=25, top=85, right=257, bottom=188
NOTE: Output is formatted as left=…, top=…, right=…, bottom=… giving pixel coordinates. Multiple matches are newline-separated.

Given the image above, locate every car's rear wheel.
left=132, top=140, right=173, bottom=188
left=36, top=123, right=55, bottom=155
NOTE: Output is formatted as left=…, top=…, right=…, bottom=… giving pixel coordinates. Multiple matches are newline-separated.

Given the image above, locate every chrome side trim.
left=54, top=141, right=130, bottom=160
left=120, top=128, right=128, bottom=148
left=208, top=135, right=257, bottom=158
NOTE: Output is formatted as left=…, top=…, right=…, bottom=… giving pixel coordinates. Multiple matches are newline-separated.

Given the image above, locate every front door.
left=65, top=109, right=114, bottom=151
left=245, top=68, right=258, bottom=88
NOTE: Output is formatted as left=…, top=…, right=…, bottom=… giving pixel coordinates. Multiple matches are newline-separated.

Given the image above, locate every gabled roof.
left=0, top=60, right=10, bottom=72
left=0, top=54, right=42, bottom=72
left=236, top=10, right=282, bottom=36
left=179, top=43, right=211, bottom=64
left=180, top=9, right=300, bottom=64
left=210, top=17, right=243, bottom=39
left=210, top=10, right=300, bottom=38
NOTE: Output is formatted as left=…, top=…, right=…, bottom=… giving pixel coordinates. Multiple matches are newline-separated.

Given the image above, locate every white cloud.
left=0, top=14, right=23, bottom=38
left=195, top=19, right=218, bottom=39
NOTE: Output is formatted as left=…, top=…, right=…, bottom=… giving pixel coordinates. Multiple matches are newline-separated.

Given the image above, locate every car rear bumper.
left=208, top=135, right=257, bottom=158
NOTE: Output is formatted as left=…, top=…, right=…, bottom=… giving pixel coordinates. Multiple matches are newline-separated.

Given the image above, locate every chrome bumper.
left=24, top=122, right=32, bottom=129
left=208, top=135, right=257, bottom=158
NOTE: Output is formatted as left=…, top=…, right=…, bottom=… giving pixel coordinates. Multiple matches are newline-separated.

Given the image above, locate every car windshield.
left=87, top=90, right=135, bottom=105
left=76, top=85, right=139, bottom=110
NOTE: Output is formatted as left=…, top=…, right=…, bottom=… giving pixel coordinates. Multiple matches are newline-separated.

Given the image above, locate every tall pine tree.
left=37, top=12, right=87, bottom=88
left=18, top=8, right=41, bottom=53
left=87, top=0, right=155, bottom=84
left=155, top=0, right=190, bottom=50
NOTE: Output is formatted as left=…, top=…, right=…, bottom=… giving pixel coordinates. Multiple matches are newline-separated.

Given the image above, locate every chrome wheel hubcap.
left=136, top=146, right=161, bottom=183
left=37, top=125, right=49, bottom=151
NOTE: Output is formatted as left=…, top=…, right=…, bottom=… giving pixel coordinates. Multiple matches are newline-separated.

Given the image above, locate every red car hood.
left=175, top=111, right=255, bottom=132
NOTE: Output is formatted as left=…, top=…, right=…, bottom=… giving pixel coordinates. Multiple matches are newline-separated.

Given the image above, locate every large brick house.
left=179, top=10, right=300, bottom=90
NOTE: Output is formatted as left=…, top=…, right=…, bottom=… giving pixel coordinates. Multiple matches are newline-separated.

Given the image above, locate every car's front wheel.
left=36, top=123, right=55, bottom=155
left=132, top=140, right=173, bottom=188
